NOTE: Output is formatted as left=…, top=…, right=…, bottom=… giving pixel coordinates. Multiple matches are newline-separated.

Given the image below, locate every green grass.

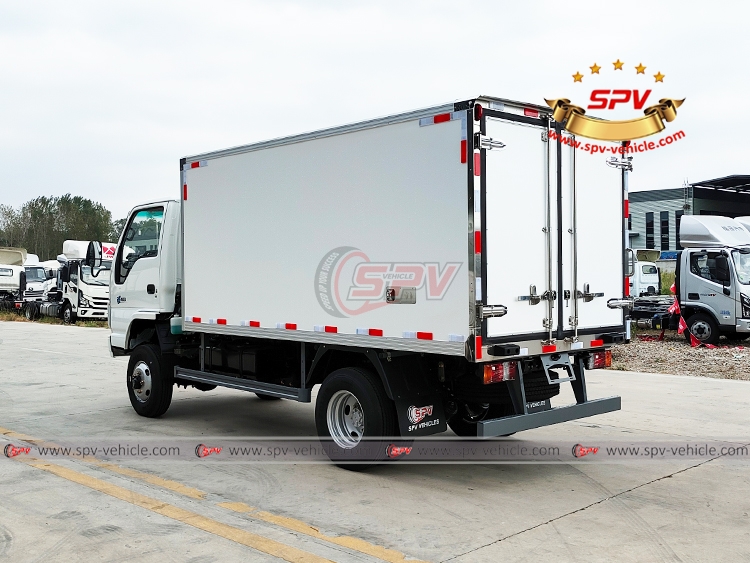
left=661, top=270, right=676, bottom=295
left=0, top=310, right=107, bottom=327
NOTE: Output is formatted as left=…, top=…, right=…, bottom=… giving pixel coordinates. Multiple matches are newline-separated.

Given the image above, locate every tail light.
left=587, top=350, right=612, bottom=370
left=483, top=361, right=518, bottom=384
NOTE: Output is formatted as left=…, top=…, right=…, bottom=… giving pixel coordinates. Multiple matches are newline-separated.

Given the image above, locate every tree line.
left=0, top=195, right=125, bottom=261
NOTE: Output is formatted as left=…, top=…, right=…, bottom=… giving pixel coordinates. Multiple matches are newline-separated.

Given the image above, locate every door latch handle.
left=519, top=284, right=542, bottom=305
left=475, top=133, right=506, bottom=150
left=147, top=284, right=156, bottom=295
left=576, top=283, right=604, bottom=302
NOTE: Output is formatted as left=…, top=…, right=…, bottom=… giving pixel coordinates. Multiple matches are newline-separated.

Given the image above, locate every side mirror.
left=61, top=265, right=70, bottom=283
left=625, top=248, right=635, bottom=277
left=715, top=255, right=731, bottom=283
left=46, top=269, right=55, bottom=280
left=19, top=271, right=26, bottom=294
left=86, top=241, right=103, bottom=269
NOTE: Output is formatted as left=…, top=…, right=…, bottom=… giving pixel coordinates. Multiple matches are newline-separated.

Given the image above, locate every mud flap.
left=393, top=394, right=447, bottom=437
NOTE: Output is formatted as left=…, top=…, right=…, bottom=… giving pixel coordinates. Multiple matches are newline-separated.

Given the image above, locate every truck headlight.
left=79, top=296, right=91, bottom=308
left=741, top=293, right=750, bottom=319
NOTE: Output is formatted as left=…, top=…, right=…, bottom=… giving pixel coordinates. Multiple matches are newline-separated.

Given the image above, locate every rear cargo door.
left=560, top=137, right=624, bottom=331
left=483, top=114, right=553, bottom=338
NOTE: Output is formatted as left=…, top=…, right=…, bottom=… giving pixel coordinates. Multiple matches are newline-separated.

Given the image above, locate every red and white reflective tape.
left=183, top=160, right=207, bottom=170
left=402, top=331, right=433, bottom=340
left=241, top=320, right=261, bottom=327
left=314, top=325, right=338, bottom=333
left=475, top=336, right=482, bottom=360
left=276, top=323, right=297, bottom=330
left=356, top=328, right=383, bottom=336
left=419, top=111, right=469, bottom=164
left=188, top=316, right=201, bottom=323
left=418, top=111, right=464, bottom=127
left=448, top=334, right=465, bottom=343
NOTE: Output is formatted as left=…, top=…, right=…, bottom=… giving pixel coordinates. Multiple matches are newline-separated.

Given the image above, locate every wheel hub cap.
left=327, top=390, right=365, bottom=449
left=130, top=361, right=152, bottom=403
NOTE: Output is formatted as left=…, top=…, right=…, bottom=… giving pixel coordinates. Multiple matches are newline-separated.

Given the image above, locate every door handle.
left=147, top=284, right=155, bottom=295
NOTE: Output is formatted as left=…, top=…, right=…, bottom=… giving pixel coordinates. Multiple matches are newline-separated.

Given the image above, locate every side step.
left=174, top=367, right=311, bottom=402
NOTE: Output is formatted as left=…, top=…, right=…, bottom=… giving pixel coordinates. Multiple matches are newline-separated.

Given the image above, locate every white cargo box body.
left=182, top=97, right=625, bottom=358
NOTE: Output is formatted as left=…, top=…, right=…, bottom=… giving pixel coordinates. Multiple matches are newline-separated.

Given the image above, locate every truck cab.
left=630, top=250, right=661, bottom=297
left=22, top=265, right=48, bottom=302
left=676, top=216, right=750, bottom=344
left=58, top=240, right=116, bottom=323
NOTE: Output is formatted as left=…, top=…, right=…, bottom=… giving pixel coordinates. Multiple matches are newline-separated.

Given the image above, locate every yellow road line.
left=220, top=502, right=429, bottom=563
left=0, top=426, right=207, bottom=500
left=3, top=426, right=430, bottom=563
left=24, top=460, right=333, bottom=563
left=92, top=462, right=206, bottom=500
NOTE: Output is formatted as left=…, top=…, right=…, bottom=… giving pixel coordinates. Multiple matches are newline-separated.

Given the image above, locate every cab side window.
left=69, top=262, right=79, bottom=285
left=689, top=252, right=723, bottom=284
left=115, top=207, right=164, bottom=284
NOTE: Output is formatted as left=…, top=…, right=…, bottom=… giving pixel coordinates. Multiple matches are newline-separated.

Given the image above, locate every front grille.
left=91, top=298, right=109, bottom=309
left=25, top=290, right=43, bottom=299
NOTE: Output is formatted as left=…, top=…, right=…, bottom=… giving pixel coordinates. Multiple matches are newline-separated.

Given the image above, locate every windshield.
left=81, top=261, right=112, bottom=286
left=732, top=251, right=750, bottom=285
left=25, top=267, right=47, bottom=283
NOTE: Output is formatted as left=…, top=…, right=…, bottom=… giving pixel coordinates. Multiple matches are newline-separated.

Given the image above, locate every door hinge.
left=475, top=133, right=506, bottom=151
left=541, top=130, right=549, bottom=142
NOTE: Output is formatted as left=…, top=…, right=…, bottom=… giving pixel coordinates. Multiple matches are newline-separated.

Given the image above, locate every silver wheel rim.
left=130, top=361, right=153, bottom=403
left=326, top=390, right=365, bottom=449
left=692, top=320, right=712, bottom=340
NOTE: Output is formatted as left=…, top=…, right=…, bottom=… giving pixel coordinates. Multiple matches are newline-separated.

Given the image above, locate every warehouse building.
left=629, top=175, right=750, bottom=253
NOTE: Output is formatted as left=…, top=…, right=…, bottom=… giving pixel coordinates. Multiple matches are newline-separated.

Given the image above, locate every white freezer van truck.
left=673, top=216, right=750, bottom=344
left=103, top=97, right=629, bottom=460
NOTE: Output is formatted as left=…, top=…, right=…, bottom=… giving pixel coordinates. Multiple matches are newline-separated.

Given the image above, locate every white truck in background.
left=631, top=216, right=750, bottom=344
left=0, top=248, right=28, bottom=308
left=26, top=241, right=116, bottom=323
left=630, top=249, right=661, bottom=297
left=98, top=96, right=630, bottom=464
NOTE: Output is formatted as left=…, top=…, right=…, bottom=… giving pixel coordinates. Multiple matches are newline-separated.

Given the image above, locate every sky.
left=0, top=0, right=747, bottom=220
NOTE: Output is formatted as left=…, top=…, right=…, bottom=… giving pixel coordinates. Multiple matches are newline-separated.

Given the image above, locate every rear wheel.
left=24, top=303, right=38, bottom=321
left=127, top=343, right=174, bottom=418
left=315, top=367, right=398, bottom=468
left=685, top=313, right=720, bottom=345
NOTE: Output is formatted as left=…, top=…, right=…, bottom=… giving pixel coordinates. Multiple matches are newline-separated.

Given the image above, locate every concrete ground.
left=0, top=322, right=748, bottom=562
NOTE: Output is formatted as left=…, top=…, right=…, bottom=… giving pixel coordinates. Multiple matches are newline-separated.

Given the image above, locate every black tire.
left=62, top=303, right=75, bottom=325
left=685, top=313, right=720, bottom=345
left=127, top=343, right=174, bottom=418
left=255, top=393, right=282, bottom=401
left=448, top=403, right=515, bottom=437
left=24, top=303, right=37, bottom=321
left=315, top=367, right=398, bottom=469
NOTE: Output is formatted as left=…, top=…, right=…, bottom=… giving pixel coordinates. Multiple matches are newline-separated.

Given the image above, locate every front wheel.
left=685, top=313, right=720, bottom=345
left=315, top=367, right=398, bottom=468
left=62, top=303, right=75, bottom=324
left=127, top=343, right=174, bottom=418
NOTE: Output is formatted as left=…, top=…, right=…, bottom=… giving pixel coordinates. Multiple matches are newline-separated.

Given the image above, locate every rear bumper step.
left=477, top=396, right=621, bottom=437
left=174, top=367, right=310, bottom=402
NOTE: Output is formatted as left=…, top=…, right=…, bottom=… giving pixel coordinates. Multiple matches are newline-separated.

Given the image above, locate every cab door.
left=110, top=206, right=165, bottom=347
